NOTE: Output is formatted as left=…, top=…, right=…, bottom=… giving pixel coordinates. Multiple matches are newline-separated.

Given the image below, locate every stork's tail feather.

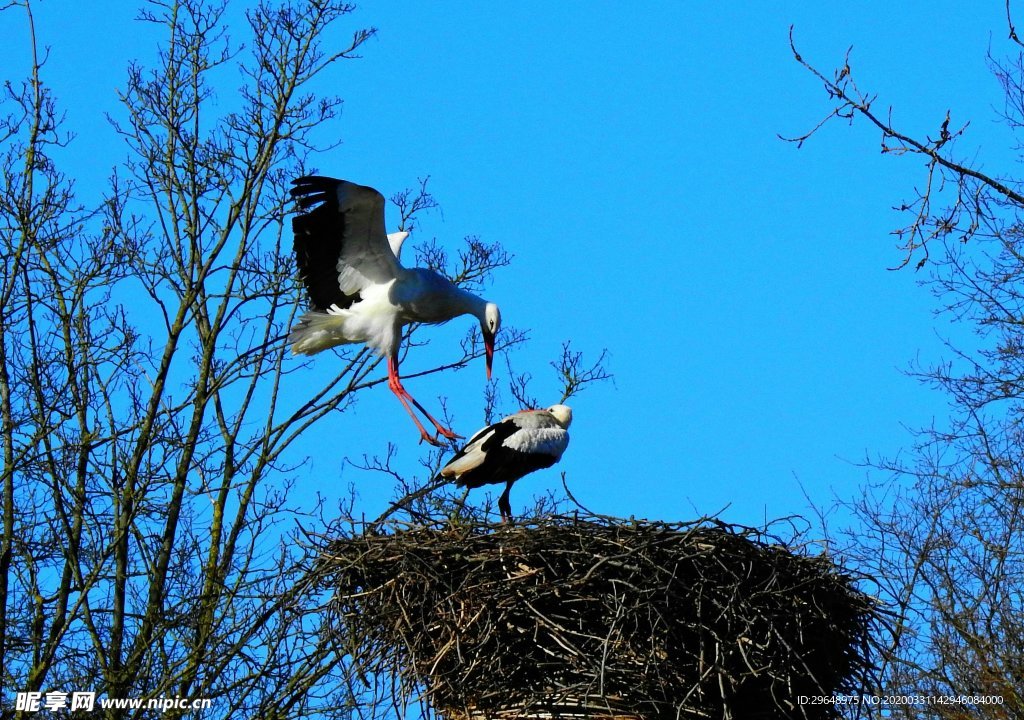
left=288, top=310, right=352, bottom=355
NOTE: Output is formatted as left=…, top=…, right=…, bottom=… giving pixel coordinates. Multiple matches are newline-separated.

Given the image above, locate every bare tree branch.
left=784, top=26, right=1021, bottom=269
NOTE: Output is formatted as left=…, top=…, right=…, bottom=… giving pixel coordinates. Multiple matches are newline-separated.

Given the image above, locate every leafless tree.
left=787, top=11, right=1024, bottom=718
left=0, top=1, right=568, bottom=718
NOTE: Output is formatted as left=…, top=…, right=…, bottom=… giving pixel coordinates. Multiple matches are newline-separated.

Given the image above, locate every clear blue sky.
left=1, top=2, right=1013, bottom=529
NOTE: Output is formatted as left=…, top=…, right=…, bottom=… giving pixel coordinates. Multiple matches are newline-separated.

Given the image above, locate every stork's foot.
left=417, top=426, right=462, bottom=447
left=433, top=424, right=463, bottom=442
left=418, top=431, right=448, bottom=448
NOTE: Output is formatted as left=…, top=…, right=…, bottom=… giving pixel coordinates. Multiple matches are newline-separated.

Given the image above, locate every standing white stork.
left=437, top=404, right=572, bottom=522
left=288, top=176, right=501, bottom=446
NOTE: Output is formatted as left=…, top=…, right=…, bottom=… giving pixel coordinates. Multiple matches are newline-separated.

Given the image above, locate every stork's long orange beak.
left=484, top=332, right=495, bottom=380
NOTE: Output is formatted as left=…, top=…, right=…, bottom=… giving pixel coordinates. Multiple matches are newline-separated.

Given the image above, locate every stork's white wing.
left=291, top=176, right=401, bottom=311
left=332, top=180, right=401, bottom=294
left=503, top=427, right=569, bottom=458
left=387, top=231, right=409, bottom=262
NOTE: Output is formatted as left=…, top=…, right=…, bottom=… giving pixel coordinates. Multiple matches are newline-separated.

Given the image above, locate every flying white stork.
left=288, top=175, right=502, bottom=446
left=438, top=404, right=572, bottom=522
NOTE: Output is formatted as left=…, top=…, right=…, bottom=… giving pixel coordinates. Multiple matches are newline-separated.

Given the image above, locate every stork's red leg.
left=498, top=482, right=514, bottom=524
left=387, top=355, right=462, bottom=446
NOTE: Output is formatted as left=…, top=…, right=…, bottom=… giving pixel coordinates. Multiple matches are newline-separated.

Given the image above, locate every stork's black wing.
left=290, top=176, right=400, bottom=311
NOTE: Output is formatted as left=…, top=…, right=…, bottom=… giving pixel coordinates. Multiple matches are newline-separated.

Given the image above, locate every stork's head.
left=481, top=303, right=501, bottom=380
left=547, top=404, right=573, bottom=429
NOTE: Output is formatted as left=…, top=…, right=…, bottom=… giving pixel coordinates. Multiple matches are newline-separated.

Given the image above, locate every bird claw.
left=417, top=427, right=462, bottom=447
left=436, top=427, right=464, bottom=442
left=326, top=303, right=345, bottom=315
left=419, top=432, right=448, bottom=448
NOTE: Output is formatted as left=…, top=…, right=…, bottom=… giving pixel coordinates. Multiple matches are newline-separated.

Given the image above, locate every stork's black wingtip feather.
left=291, top=175, right=340, bottom=185
left=290, top=176, right=345, bottom=210
left=290, top=176, right=341, bottom=196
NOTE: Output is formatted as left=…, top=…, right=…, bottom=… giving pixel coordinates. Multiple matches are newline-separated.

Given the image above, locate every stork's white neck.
left=451, top=289, right=500, bottom=340
left=451, top=287, right=489, bottom=322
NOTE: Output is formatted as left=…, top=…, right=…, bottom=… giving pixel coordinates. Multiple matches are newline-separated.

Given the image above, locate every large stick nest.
left=323, top=514, right=877, bottom=719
